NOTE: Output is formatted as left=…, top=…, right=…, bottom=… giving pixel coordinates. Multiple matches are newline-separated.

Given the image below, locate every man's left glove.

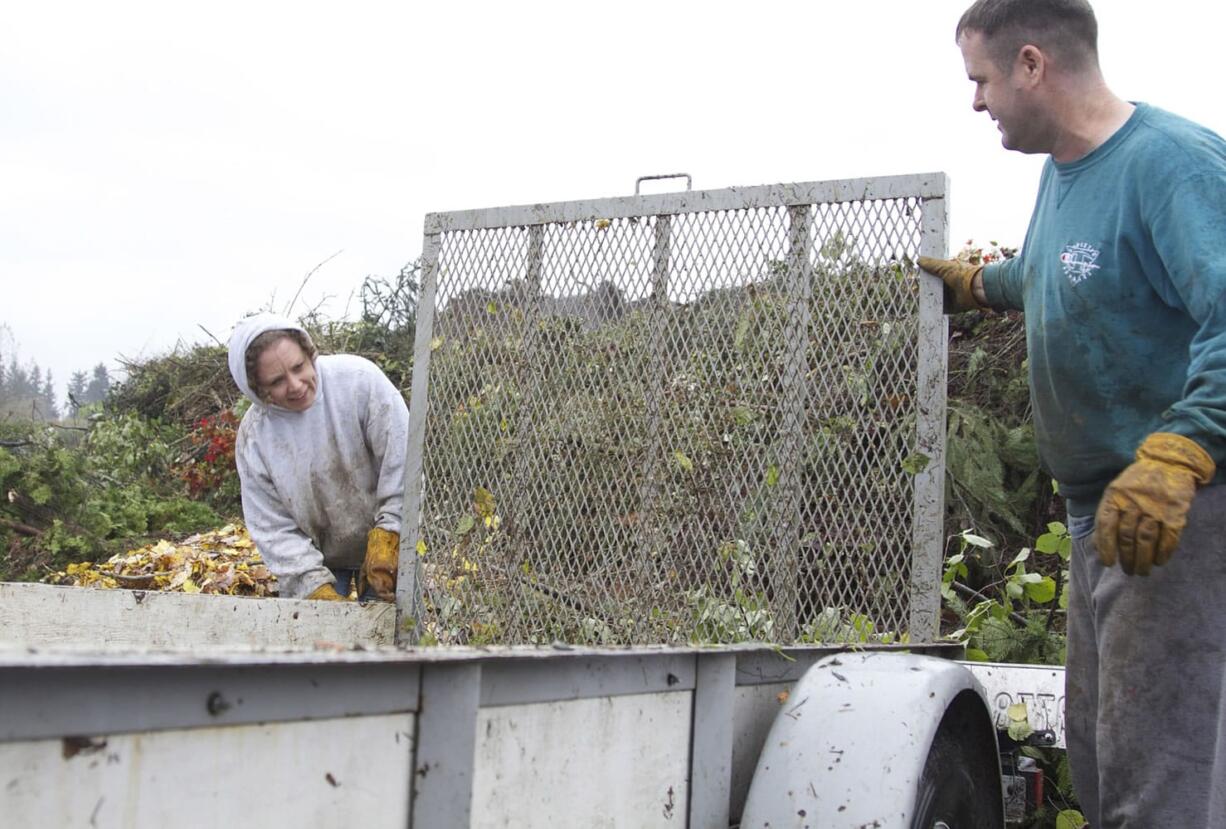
left=1094, top=432, right=1215, bottom=575
left=358, top=527, right=400, bottom=601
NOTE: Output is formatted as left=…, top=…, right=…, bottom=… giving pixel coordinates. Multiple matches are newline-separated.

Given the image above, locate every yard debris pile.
left=42, top=523, right=278, bottom=596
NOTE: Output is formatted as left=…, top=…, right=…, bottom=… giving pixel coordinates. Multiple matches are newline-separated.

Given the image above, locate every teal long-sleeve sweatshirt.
left=982, top=103, right=1226, bottom=516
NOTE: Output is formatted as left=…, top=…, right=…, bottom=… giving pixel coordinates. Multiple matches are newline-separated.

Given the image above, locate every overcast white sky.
left=4, top=0, right=1225, bottom=407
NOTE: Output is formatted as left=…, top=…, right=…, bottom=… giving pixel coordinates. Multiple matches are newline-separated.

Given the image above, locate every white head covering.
left=226, top=313, right=314, bottom=407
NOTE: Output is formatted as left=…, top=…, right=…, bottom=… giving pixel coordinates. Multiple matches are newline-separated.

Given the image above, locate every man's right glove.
left=917, top=256, right=986, bottom=313
left=1094, top=432, right=1215, bottom=576
left=306, top=582, right=349, bottom=601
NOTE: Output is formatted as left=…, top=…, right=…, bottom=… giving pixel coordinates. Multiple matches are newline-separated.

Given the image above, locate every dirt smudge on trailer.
left=62, top=736, right=108, bottom=760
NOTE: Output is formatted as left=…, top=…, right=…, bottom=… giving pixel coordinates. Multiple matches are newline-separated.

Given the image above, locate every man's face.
left=958, top=30, right=1042, bottom=153
left=256, top=337, right=318, bottom=411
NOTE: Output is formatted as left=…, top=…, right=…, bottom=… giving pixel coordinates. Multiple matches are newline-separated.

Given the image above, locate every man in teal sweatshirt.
left=919, top=1, right=1226, bottom=825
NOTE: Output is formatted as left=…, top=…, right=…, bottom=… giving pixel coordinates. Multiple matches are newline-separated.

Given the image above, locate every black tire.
left=911, top=726, right=1003, bottom=829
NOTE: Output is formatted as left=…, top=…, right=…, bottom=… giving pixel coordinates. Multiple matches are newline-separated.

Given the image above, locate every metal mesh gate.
left=399, top=175, right=949, bottom=646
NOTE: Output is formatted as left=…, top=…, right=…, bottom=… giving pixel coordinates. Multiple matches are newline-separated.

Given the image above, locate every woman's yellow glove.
left=1094, top=433, right=1215, bottom=575
left=306, top=582, right=349, bottom=601
left=358, top=527, right=400, bottom=601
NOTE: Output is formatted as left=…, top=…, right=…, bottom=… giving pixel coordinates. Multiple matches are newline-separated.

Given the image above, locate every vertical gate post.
left=770, top=205, right=816, bottom=641
left=397, top=228, right=441, bottom=645
left=637, top=214, right=673, bottom=636
left=909, top=176, right=951, bottom=642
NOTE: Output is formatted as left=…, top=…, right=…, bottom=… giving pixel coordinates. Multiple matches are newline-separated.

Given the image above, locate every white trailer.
left=0, top=174, right=1067, bottom=826
left=0, top=592, right=1001, bottom=828
left=0, top=582, right=1065, bottom=828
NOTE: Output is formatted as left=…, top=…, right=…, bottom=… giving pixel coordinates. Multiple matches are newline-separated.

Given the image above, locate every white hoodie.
left=227, top=313, right=409, bottom=598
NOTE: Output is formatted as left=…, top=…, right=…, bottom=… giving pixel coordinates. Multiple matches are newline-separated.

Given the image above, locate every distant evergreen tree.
left=42, top=371, right=59, bottom=421
left=84, top=363, right=111, bottom=405
left=0, top=326, right=8, bottom=398
left=66, top=371, right=89, bottom=415
left=0, top=360, right=49, bottom=419
left=0, top=326, right=63, bottom=420
left=8, top=360, right=30, bottom=399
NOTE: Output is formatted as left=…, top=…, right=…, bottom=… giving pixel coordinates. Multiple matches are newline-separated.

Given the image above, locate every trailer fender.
left=739, top=651, right=998, bottom=828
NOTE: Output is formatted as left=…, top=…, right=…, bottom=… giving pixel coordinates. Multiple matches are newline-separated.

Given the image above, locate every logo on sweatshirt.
left=1059, top=242, right=1101, bottom=285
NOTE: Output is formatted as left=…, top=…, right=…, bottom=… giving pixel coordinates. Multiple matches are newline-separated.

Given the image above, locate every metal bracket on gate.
left=635, top=173, right=692, bottom=194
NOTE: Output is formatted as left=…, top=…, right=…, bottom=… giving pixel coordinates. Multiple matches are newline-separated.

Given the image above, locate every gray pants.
left=1066, top=485, right=1226, bottom=828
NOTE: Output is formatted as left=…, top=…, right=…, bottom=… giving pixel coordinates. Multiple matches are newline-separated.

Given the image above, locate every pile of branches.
left=111, top=344, right=237, bottom=427
left=941, top=243, right=1061, bottom=567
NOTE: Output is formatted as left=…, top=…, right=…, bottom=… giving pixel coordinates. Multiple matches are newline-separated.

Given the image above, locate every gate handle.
left=635, top=173, right=692, bottom=195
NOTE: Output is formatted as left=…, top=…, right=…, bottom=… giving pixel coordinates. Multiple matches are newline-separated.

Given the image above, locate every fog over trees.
left=0, top=324, right=110, bottom=421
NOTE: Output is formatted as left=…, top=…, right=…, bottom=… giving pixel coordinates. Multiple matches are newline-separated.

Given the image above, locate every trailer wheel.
left=911, top=726, right=1001, bottom=829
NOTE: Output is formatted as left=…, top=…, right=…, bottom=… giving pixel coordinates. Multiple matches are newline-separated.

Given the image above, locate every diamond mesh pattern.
left=414, top=190, right=934, bottom=646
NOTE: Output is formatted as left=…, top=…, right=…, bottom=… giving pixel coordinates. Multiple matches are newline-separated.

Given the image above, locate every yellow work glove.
left=306, top=582, right=349, bottom=601
left=917, top=256, right=986, bottom=314
left=358, top=527, right=400, bottom=601
left=1093, top=433, right=1215, bottom=575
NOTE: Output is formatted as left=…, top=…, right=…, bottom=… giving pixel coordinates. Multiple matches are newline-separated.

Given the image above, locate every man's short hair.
left=245, top=329, right=318, bottom=401
left=957, top=0, right=1099, bottom=72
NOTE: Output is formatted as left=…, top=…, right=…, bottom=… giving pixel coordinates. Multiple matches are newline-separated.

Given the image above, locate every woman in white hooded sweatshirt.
left=227, top=313, right=409, bottom=601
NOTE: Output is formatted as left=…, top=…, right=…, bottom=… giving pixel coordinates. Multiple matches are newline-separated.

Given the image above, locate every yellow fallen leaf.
left=1006, top=702, right=1034, bottom=741
left=473, top=487, right=496, bottom=519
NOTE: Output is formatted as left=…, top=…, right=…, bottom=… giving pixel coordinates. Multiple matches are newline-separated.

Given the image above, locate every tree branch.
left=197, top=324, right=225, bottom=347
left=284, top=250, right=344, bottom=317
left=951, top=580, right=1029, bottom=627
left=0, top=516, right=41, bottom=536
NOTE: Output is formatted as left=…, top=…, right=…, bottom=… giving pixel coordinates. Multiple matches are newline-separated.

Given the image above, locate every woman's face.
left=255, top=337, right=317, bottom=411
